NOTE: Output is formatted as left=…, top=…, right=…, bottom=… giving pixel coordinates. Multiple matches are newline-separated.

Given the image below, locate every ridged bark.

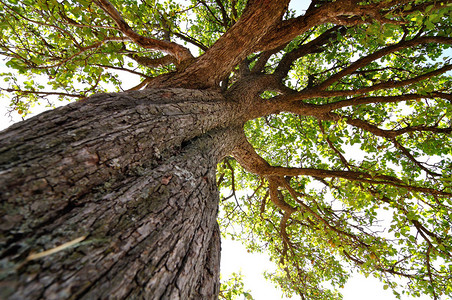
left=0, top=88, right=243, bottom=299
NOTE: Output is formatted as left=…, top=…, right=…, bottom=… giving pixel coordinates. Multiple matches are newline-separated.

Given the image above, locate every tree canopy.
left=1, top=0, right=452, bottom=299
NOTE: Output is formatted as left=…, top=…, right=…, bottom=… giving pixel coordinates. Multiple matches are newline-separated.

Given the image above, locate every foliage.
left=219, top=272, right=254, bottom=300
left=2, top=0, right=452, bottom=299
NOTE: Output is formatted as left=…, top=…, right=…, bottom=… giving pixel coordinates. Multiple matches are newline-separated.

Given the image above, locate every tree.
left=1, top=0, right=452, bottom=299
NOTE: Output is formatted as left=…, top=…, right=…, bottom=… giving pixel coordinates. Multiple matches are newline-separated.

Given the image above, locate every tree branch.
left=391, top=138, right=442, bottom=177
left=215, top=0, right=233, bottom=27
left=93, top=64, right=150, bottom=78
left=0, top=88, right=83, bottom=98
left=319, top=120, right=353, bottom=170
left=316, top=37, right=452, bottom=90
left=266, top=64, right=452, bottom=110
left=315, top=93, right=450, bottom=112
left=274, top=26, right=347, bottom=79
left=93, top=0, right=193, bottom=63
left=127, top=54, right=177, bottom=68
left=325, top=114, right=447, bottom=177
left=125, top=78, right=152, bottom=91
left=268, top=177, right=297, bottom=214
left=251, top=47, right=284, bottom=74
left=172, top=31, right=209, bottom=52
left=253, top=0, right=415, bottom=52
left=2, top=36, right=129, bottom=70
left=336, top=112, right=451, bottom=145
left=231, top=133, right=451, bottom=197
left=200, top=0, right=227, bottom=27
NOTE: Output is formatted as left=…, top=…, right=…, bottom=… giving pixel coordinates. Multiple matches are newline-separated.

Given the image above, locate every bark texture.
left=0, top=89, right=243, bottom=299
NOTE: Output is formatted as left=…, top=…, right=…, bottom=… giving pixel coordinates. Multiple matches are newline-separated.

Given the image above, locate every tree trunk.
left=0, top=88, right=243, bottom=299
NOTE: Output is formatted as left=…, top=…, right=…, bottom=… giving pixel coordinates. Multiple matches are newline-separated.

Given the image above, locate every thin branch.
left=426, top=246, right=439, bottom=300
left=342, top=115, right=451, bottom=139
left=93, top=64, right=150, bottom=78
left=215, top=0, right=232, bottom=27
left=342, top=250, right=419, bottom=279
left=8, top=37, right=130, bottom=70
left=1, top=0, right=82, bottom=48
left=274, top=26, right=346, bottom=78
left=316, top=37, right=452, bottom=90
left=125, top=78, right=152, bottom=91
left=393, top=124, right=452, bottom=136
left=0, top=87, right=83, bottom=98
left=391, top=138, right=442, bottom=177
left=200, top=0, right=226, bottom=27
left=267, top=65, right=452, bottom=110
left=127, top=53, right=176, bottom=68
left=172, top=31, right=209, bottom=52
left=319, top=120, right=352, bottom=170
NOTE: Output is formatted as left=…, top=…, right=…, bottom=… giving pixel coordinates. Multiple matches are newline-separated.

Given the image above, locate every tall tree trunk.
left=0, top=89, right=243, bottom=299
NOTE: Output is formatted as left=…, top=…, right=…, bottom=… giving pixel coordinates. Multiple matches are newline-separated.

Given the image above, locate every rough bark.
left=0, top=89, right=243, bottom=299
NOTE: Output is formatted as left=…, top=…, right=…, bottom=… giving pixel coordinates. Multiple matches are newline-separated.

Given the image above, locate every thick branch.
left=251, top=47, right=284, bottom=74
left=231, top=134, right=451, bottom=197
left=94, top=0, right=193, bottom=63
left=253, top=0, right=410, bottom=52
left=160, top=0, right=291, bottom=88
left=268, top=178, right=297, bottom=214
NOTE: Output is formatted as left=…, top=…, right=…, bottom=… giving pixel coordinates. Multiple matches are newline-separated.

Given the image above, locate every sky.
left=0, top=1, right=445, bottom=299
